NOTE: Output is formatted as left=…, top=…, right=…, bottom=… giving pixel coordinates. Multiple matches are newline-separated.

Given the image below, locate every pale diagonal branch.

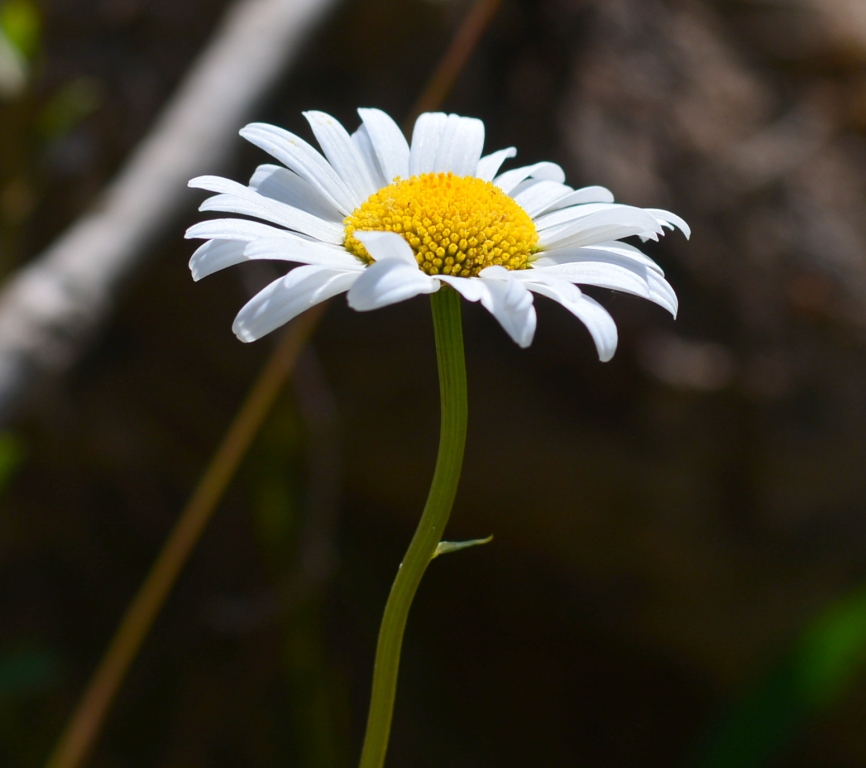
left=0, top=0, right=343, bottom=425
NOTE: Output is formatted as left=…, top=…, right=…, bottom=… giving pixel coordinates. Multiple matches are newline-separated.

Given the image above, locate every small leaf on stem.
left=434, top=535, right=493, bottom=558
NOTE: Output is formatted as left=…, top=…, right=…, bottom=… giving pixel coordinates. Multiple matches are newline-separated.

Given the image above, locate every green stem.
left=358, top=287, right=468, bottom=768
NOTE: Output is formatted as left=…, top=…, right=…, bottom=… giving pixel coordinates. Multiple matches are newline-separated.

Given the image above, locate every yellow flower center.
left=343, top=172, right=539, bottom=277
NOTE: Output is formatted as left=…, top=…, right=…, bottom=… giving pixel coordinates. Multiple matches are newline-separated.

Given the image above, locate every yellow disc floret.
left=343, top=172, right=539, bottom=277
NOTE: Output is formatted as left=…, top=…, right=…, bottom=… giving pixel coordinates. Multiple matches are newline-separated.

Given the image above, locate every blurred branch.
left=0, top=0, right=342, bottom=426
left=44, top=304, right=326, bottom=768
left=408, top=0, right=502, bottom=122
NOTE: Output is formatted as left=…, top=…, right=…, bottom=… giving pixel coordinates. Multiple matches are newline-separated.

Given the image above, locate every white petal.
left=185, top=217, right=301, bottom=243
left=240, top=123, right=357, bottom=215
left=512, top=180, right=574, bottom=217
left=351, top=124, right=388, bottom=189
left=475, top=147, right=516, bottom=181
left=304, top=110, right=377, bottom=203
left=534, top=202, right=639, bottom=231
left=436, top=274, right=489, bottom=302
left=358, top=108, right=410, bottom=183
left=189, top=175, right=252, bottom=195
left=538, top=207, right=664, bottom=249
left=527, top=260, right=678, bottom=317
left=244, top=238, right=361, bottom=268
left=191, top=235, right=355, bottom=281
left=233, top=266, right=358, bottom=342
left=533, top=241, right=665, bottom=275
left=433, top=114, right=485, bottom=176
left=517, top=273, right=618, bottom=361
left=538, top=204, right=689, bottom=242
left=494, top=161, right=565, bottom=194
left=409, top=112, right=448, bottom=176
left=542, top=185, right=615, bottom=210
left=346, top=258, right=439, bottom=311
left=189, top=240, right=247, bottom=281
left=354, top=230, right=418, bottom=266
left=646, top=208, right=691, bottom=239
left=507, top=178, right=545, bottom=197
left=249, top=164, right=343, bottom=222
left=475, top=267, right=537, bottom=348
left=190, top=176, right=343, bottom=243
left=198, top=194, right=343, bottom=244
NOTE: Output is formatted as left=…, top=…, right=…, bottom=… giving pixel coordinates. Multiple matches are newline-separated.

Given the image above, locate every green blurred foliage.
left=799, top=590, right=866, bottom=708
left=0, top=647, right=60, bottom=700
left=0, top=432, right=23, bottom=491
left=36, top=76, right=103, bottom=141
left=692, top=588, right=866, bottom=768
left=246, top=392, right=349, bottom=768
left=0, top=0, right=40, bottom=60
left=0, top=647, right=62, bottom=768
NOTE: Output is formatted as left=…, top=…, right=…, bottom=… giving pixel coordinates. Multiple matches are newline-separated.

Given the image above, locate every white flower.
left=186, top=109, right=688, bottom=360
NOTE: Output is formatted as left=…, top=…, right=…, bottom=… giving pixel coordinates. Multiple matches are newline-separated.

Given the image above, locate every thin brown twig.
left=44, top=303, right=325, bottom=768
left=44, top=1, right=506, bottom=766
left=408, top=0, right=503, bottom=123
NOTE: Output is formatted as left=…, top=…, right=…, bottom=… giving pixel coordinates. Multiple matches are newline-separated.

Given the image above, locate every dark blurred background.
left=3, top=0, right=866, bottom=766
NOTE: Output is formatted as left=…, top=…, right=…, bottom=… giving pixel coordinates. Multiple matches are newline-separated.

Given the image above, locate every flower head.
left=186, top=109, right=688, bottom=360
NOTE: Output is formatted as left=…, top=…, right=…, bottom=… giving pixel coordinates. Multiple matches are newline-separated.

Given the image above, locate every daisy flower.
left=186, top=109, right=688, bottom=360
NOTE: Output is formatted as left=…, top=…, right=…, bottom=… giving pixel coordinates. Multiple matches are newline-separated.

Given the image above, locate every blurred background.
left=3, top=0, right=866, bottom=765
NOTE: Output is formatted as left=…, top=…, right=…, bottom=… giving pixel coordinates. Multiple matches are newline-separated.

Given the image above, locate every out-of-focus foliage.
left=0, top=432, right=23, bottom=490
left=0, top=647, right=58, bottom=700
left=244, top=387, right=349, bottom=768
left=0, top=0, right=39, bottom=98
left=0, top=0, right=39, bottom=59
left=693, top=586, right=866, bottom=767
left=36, top=77, right=102, bottom=141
